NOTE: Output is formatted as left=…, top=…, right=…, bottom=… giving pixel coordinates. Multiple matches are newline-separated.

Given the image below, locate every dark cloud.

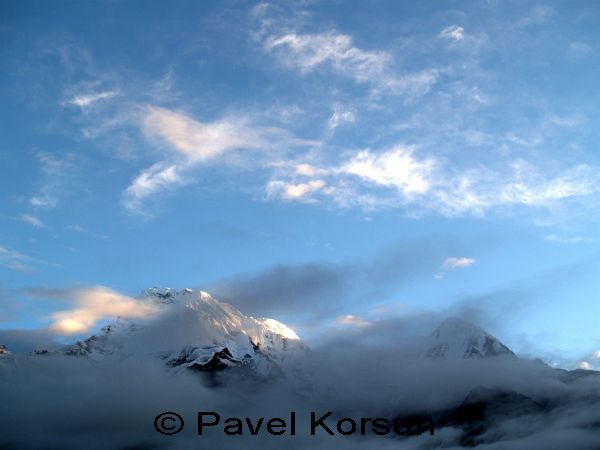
left=208, top=237, right=458, bottom=320
left=209, top=262, right=348, bottom=318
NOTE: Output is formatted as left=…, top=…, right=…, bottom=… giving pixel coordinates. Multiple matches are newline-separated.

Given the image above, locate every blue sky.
left=1, top=0, right=599, bottom=368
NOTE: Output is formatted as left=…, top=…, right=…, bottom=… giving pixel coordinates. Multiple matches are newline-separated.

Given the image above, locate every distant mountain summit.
left=426, top=317, right=515, bottom=360
left=62, top=287, right=307, bottom=378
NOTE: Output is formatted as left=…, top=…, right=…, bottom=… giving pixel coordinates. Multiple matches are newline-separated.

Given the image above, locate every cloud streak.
left=67, top=90, right=117, bottom=108
left=267, top=146, right=600, bottom=219
left=256, top=9, right=438, bottom=97
left=123, top=105, right=316, bottom=214
left=143, top=106, right=268, bottom=162
left=30, top=152, right=80, bottom=210
left=435, top=257, right=475, bottom=280
left=0, top=245, right=59, bottom=273
left=18, top=214, right=45, bottom=228
left=122, top=162, right=189, bottom=214
left=49, top=286, right=160, bottom=335
left=0, top=245, right=36, bottom=273
left=265, top=31, right=390, bottom=81
left=208, top=238, right=451, bottom=323
left=442, top=257, right=475, bottom=270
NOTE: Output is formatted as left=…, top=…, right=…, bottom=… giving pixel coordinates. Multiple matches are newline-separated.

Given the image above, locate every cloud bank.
left=1, top=310, right=599, bottom=450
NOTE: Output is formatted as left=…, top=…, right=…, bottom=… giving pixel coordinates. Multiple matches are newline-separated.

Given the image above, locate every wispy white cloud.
left=515, top=5, right=556, bottom=28
left=0, top=245, right=35, bottom=273
left=343, top=153, right=598, bottom=216
left=264, top=143, right=599, bottom=219
left=143, top=105, right=316, bottom=161
left=0, top=244, right=59, bottom=273
left=30, top=152, right=79, bottom=210
left=67, top=90, right=117, bottom=108
left=543, top=234, right=593, bottom=244
left=124, top=105, right=316, bottom=214
left=440, top=25, right=465, bottom=42
left=49, top=286, right=160, bottom=335
left=341, top=146, right=435, bottom=196
left=327, top=104, right=356, bottom=131
left=265, top=31, right=390, bottom=80
left=435, top=257, right=475, bottom=280
left=266, top=179, right=327, bottom=201
left=567, top=42, right=593, bottom=60
left=442, top=257, right=475, bottom=270
left=295, top=163, right=329, bottom=177
left=261, top=25, right=437, bottom=96
left=143, top=106, right=267, bottom=162
left=18, top=214, right=45, bottom=228
left=30, top=195, right=54, bottom=208
left=500, top=162, right=594, bottom=206
left=438, top=24, right=488, bottom=52
left=547, top=113, right=586, bottom=129
left=65, top=224, right=109, bottom=240
left=122, top=162, right=188, bottom=214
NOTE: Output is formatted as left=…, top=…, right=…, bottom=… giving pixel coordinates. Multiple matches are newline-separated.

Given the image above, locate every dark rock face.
left=167, top=346, right=239, bottom=372
left=436, top=387, right=552, bottom=447
left=189, top=348, right=238, bottom=372
left=0, top=345, right=8, bottom=355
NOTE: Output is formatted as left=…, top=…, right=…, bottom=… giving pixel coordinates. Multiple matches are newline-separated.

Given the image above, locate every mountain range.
left=1, top=288, right=599, bottom=449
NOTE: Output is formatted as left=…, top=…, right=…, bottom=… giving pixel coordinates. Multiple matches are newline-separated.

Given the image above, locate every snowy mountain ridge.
left=4, top=289, right=519, bottom=378
left=62, top=287, right=307, bottom=378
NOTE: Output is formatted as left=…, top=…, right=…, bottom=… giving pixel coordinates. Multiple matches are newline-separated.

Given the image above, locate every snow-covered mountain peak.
left=260, top=318, right=300, bottom=340
left=63, top=288, right=307, bottom=378
left=426, top=317, right=515, bottom=360
left=140, top=287, right=300, bottom=342
left=141, top=286, right=195, bottom=304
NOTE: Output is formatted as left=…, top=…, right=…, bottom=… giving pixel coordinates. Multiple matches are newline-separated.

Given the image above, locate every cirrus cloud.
left=123, top=105, right=317, bottom=214
left=442, top=257, right=475, bottom=270
left=257, top=11, right=438, bottom=97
